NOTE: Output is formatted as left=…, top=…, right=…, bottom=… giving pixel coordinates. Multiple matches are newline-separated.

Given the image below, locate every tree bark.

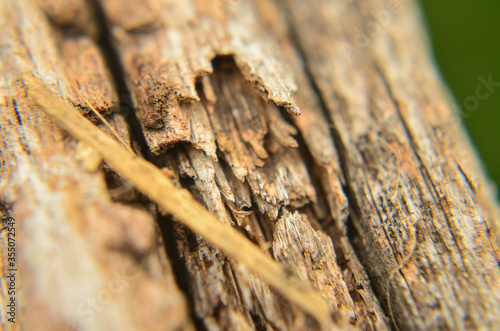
left=1, top=0, right=500, bottom=330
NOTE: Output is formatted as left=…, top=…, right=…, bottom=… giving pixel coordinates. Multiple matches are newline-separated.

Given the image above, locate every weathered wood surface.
left=1, top=0, right=500, bottom=330
left=0, top=1, right=191, bottom=331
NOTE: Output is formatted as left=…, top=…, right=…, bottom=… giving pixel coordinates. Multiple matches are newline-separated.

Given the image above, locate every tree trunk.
left=1, top=0, right=500, bottom=330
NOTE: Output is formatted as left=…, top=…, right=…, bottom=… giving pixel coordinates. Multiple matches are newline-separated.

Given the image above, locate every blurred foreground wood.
left=1, top=0, right=500, bottom=330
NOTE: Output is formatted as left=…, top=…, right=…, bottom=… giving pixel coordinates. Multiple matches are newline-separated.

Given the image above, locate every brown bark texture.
left=1, top=0, right=500, bottom=330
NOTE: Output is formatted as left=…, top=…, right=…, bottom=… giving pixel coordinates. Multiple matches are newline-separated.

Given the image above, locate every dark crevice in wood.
left=12, top=99, right=22, bottom=126
left=211, top=55, right=239, bottom=72
left=253, top=210, right=275, bottom=247
left=11, top=98, right=31, bottom=156
left=345, top=215, right=362, bottom=263
left=286, top=111, right=353, bottom=264
left=277, top=0, right=356, bottom=224
left=87, top=0, right=153, bottom=162
left=248, top=309, right=267, bottom=331
left=278, top=1, right=397, bottom=325
left=277, top=0, right=343, bottom=239
left=157, top=214, right=206, bottom=331
left=455, top=159, right=477, bottom=193
left=101, top=164, right=147, bottom=205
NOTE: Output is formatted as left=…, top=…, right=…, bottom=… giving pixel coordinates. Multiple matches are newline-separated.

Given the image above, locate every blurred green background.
left=419, top=1, right=500, bottom=193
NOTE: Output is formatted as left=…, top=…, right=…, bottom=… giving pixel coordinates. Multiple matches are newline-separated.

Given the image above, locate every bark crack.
left=277, top=1, right=396, bottom=323
left=87, top=0, right=153, bottom=162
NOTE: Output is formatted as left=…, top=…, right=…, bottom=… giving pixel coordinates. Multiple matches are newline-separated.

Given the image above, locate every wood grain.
left=1, top=0, right=500, bottom=330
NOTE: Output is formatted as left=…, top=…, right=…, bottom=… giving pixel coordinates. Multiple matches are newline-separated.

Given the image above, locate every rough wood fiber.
left=26, top=74, right=341, bottom=329
left=279, top=0, right=500, bottom=329
left=2, top=0, right=500, bottom=330
left=99, top=1, right=389, bottom=329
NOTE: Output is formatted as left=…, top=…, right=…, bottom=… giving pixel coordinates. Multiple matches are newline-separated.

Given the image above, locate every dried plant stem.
left=24, top=75, right=332, bottom=328
left=64, top=72, right=134, bottom=155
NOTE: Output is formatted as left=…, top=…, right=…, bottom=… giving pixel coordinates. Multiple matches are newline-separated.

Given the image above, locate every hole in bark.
left=211, top=54, right=239, bottom=72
